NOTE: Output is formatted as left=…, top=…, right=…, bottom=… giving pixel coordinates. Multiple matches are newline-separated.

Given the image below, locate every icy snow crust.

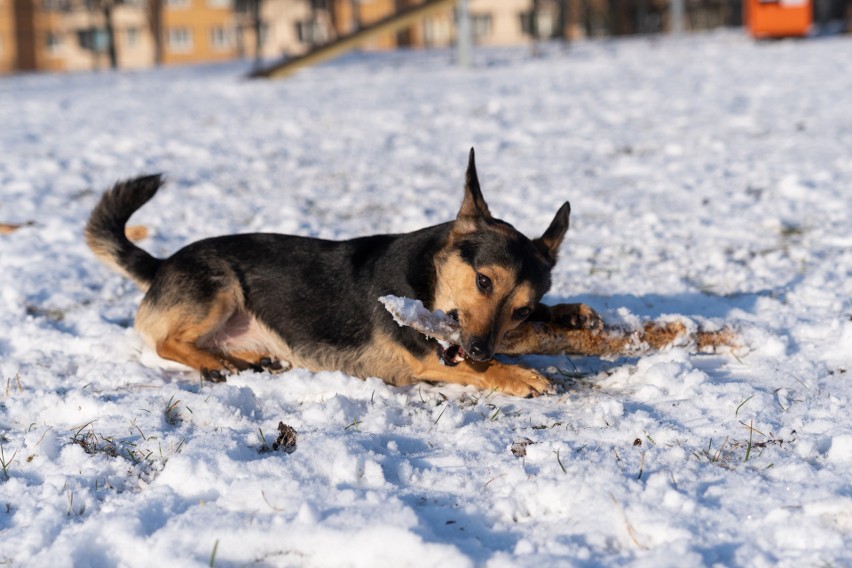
left=379, top=295, right=462, bottom=347
left=1, top=33, right=852, bottom=566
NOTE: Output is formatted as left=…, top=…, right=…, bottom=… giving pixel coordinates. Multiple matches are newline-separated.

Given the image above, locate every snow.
left=379, top=295, right=462, bottom=347
left=2, top=31, right=852, bottom=566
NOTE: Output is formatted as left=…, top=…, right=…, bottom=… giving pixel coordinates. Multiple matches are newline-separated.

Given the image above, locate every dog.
left=86, top=149, right=598, bottom=397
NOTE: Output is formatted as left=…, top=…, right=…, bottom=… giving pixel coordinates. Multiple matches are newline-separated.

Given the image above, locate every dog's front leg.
left=532, top=302, right=603, bottom=331
left=412, top=356, right=553, bottom=398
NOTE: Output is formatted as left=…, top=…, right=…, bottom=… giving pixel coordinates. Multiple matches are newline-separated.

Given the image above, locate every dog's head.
left=433, top=148, right=570, bottom=363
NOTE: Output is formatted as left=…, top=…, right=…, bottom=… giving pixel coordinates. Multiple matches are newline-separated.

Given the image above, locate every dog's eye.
left=514, top=307, right=532, bottom=320
left=476, top=273, right=492, bottom=292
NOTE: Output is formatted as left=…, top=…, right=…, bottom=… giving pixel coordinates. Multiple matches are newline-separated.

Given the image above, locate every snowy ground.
left=1, top=31, right=852, bottom=567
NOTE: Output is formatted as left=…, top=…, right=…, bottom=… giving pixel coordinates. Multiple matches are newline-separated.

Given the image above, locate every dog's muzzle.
left=465, top=337, right=493, bottom=362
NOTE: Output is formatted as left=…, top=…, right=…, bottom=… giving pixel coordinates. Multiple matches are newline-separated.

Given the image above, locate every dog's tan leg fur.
left=365, top=338, right=552, bottom=397
left=412, top=357, right=552, bottom=397
left=137, top=290, right=254, bottom=373
left=156, top=330, right=235, bottom=372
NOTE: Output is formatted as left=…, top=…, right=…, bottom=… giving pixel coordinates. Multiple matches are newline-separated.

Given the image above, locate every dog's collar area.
left=436, top=343, right=466, bottom=366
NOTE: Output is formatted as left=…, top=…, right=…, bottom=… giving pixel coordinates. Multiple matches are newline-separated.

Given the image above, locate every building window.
left=424, top=16, right=452, bottom=46
left=167, top=27, right=193, bottom=52
left=520, top=11, right=556, bottom=37
left=43, top=0, right=74, bottom=11
left=209, top=26, right=234, bottom=50
left=164, top=0, right=190, bottom=9
left=45, top=31, right=63, bottom=54
left=471, top=13, right=492, bottom=41
left=125, top=27, right=140, bottom=48
left=207, top=0, right=231, bottom=7
left=234, top=0, right=251, bottom=15
left=296, top=20, right=326, bottom=45
left=77, top=28, right=109, bottom=51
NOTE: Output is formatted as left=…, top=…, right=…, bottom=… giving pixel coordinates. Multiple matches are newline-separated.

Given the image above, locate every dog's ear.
left=534, top=201, right=570, bottom=265
left=452, top=148, right=493, bottom=235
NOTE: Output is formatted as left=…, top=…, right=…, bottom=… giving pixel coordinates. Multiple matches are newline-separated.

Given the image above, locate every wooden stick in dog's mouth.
left=379, top=295, right=738, bottom=359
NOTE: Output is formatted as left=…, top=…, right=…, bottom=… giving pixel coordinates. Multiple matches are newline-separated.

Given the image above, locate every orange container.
left=746, top=0, right=812, bottom=38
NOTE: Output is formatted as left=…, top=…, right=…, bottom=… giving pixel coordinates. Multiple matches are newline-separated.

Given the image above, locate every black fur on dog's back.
left=144, top=223, right=454, bottom=366
left=85, top=174, right=164, bottom=290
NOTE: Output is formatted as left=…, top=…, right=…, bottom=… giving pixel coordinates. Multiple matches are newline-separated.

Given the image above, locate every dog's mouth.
left=435, top=309, right=467, bottom=365
left=436, top=343, right=466, bottom=366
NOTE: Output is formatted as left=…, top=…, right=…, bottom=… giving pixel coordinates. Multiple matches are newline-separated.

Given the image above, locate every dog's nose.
left=466, top=337, right=493, bottom=362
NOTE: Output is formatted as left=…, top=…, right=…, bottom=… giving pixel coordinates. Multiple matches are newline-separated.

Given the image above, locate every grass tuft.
left=433, top=405, right=447, bottom=425
left=257, top=428, right=271, bottom=453
left=554, top=448, right=567, bottom=473
left=735, top=395, right=754, bottom=418
left=164, top=395, right=183, bottom=426
left=743, top=419, right=756, bottom=462
left=0, top=443, right=18, bottom=480
left=637, top=450, right=646, bottom=480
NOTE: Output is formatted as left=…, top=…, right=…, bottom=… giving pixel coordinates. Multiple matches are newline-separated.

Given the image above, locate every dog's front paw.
left=549, top=303, right=603, bottom=331
left=201, top=368, right=230, bottom=383
left=486, top=366, right=554, bottom=398
left=254, top=357, right=291, bottom=374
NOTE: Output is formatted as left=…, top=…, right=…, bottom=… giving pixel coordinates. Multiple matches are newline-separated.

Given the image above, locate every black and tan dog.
left=86, top=149, right=597, bottom=397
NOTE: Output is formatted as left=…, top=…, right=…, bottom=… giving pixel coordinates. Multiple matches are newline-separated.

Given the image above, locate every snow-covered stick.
left=499, top=318, right=737, bottom=357
left=378, top=295, right=461, bottom=347
left=379, top=295, right=737, bottom=357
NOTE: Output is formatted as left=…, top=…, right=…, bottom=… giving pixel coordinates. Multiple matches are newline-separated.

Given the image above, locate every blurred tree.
left=104, top=0, right=117, bottom=67
left=147, top=0, right=163, bottom=65
left=555, top=0, right=569, bottom=42
left=39, top=0, right=121, bottom=69
left=235, top=0, right=264, bottom=67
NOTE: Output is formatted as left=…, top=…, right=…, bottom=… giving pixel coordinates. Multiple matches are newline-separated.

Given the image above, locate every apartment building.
left=0, top=0, right=326, bottom=73
left=162, top=0, right=238, bottom=65
left=239, top=0, right=333, bottom=61
left=0, top=0, right=569, bottom=74
left=327, top=0, right=564, bottom=50
left=1, top=0, right=16, bottom=71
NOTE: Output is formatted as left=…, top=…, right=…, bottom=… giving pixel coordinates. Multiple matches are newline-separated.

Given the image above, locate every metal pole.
left=457, top=0, right=472, bottom=68
left=671, top=0, right=685, bottom=34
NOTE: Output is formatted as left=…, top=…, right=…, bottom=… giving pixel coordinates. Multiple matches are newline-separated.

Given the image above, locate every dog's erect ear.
left=453, top=148, right=493, bottom=235
left=534, top=201, right=571, bottom=265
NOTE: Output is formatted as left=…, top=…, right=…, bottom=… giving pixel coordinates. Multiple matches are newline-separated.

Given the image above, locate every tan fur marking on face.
left=433, top=252, right=538, bottom=349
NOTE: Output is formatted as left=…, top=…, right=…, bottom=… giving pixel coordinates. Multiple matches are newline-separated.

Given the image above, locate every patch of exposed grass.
left=164, top=395, right=183, bottom=427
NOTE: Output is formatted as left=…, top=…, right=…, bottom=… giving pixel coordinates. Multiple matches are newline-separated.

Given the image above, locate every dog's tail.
left=85, top=174, right=165, bottom=291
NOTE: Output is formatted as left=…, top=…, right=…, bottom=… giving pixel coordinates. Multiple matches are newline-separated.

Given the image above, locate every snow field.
left=1, top=31, right=851, bottom=566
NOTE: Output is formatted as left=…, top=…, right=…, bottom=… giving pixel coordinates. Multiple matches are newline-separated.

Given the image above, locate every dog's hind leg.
left=226, top=350, right=290, bottom=374
left=137, top=290, right=255, bottom=381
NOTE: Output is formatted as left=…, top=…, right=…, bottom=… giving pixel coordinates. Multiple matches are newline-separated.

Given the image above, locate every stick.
left=380, top=296, right=737, bottom=357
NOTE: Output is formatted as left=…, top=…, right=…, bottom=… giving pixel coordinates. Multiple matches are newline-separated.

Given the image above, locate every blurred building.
left=1, top=0, right=17, bottom=71
left=0, top=0, right=848, bottom=74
